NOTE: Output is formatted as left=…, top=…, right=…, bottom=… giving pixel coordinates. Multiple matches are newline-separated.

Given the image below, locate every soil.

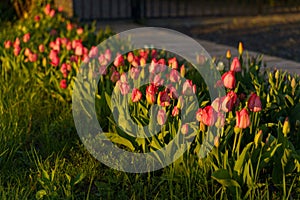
left=181, top=13, right=300, bottom=62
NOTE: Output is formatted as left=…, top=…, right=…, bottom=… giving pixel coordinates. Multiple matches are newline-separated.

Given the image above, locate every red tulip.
left=13, top=46, right=21, bottom=56
left=23, top=33, right=30, bottom=43
left=13, top=37, right=20, bottom=48
left=75, top=44, right=84, bottom=56
left=67, top=23, right=73, bottom=31
left=132, top=88, right=142, bottom=103
left=113, top=53, right=124, bottom=67
left=4, top=40, right=12, bottom=49
left=230, top=57, right=241, bottom=72
left=196, top=106, right=217, bottom=126
left=157, top=109, right=166, bottom=125
left=157, top=91, right=171, bottom=107
left=139, top=49, right=149, bottom=60
left=236, top=108, right=250, bottom=129
left=34, top=15, right=40, bottom=22
left=39, top=44, right=45, bottom=53
left=146, top=84, right=157, bottom=104
left=221, top=71, right=235, bottom=89
left=110, top=71, right=120, bottom=83
left=89, top=46, right=98, bottom=58
left=248, top=93, right=262, bottom=112
left=24, top=48, right=32, bottom=57
left=28, top=53, right=38, bottom=62
left=168, top=57, right=178, bottom=69
left=44, top=4, right=51, bottom=15
left=60, top=79, right=67, bottom=89
left=222, top=91, right=238, bottom=112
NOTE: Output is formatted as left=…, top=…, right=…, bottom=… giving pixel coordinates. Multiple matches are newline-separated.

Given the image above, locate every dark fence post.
left=131, top=0, right=141, bottom=20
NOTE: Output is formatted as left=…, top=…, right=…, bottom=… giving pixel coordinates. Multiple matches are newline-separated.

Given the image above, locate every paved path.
left=97, top=21, right=300, bottom=75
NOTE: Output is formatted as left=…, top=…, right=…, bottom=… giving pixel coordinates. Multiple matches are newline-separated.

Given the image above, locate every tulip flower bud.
left=180, top=64, right=185, bottom=77
left=282, top=117, right=290, bottom=137
left=254, top=130, right=263, bottom=148
left=238, top=42, right=243, bottom=55
left=214, top=136, right=220, bottom=148
left=275, top=70, right=279, bottom=80
left=291, top=77, right=296, bottom=89
left=199, top=122, right=206, bottom=132
left=234, top=126, right=241, bottom=134
left=226, top=50, right=231, bottom=59
left=181, top=123, right=189, bottom=135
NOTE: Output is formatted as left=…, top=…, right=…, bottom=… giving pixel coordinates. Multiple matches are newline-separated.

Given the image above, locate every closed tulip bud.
left=282, top=117, right=290, bottom=137
left=216, top=61, right=225, bottom=71
left=275, top=70, right=279, bottom=80
left=157, top=109, right=166, bottom=125
left=230, top=57, right=241, bottom=72
left=291, top=78, right=296, bottom=89
left=181, top=123, right=189, bottom=135
left=172, top=106, right=180, bottom=117
left=214, top=136, right=220, bottom=148
left=248, top=93, right=262, bottom=112
left=238, top=42, right=243, bottom=55
left=180, top=64, right=185, bottom=77
left=235, top=108, right=250, bottom=129
left=226, top=49, right=231, bottom=59
left=177, top=96, right=183, bottom=109
left=221, top=71, right=236, bottom=89
left=254, top=130, right=263, bottom=148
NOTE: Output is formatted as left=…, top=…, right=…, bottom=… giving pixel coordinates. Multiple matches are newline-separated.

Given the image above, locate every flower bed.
left=1, top=2, right=300, bottom=199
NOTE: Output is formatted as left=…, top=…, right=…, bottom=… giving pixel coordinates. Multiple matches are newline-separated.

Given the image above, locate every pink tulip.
left=44, top=4, right=51, bottom=15
left=24, top=48, right=32, bottom=57
left=60, top=79, right=67, bottom=89
left=75, top=44, right=84, bottom=56
left=182, top=80, right=196, bottom=96
left=236, top=108, right=250, bottom=129
left=196, top=106, right=217, bottom=126
left=58, top=6, right=64, bottom=12
left=50, top=56, right=60, bottom=67
left=38, top=44, right=45, bottom=53
left=89, top=46, right=98, bottom=58
left=230, top=57, right=241, bottom=72
left=170, top=69, right=180, bottom=82
left=211, top=97, right=223, bottom=112
left=13, top=37, right=20, bottom=48
left=116, top=80, right=130, bottom=95
left=157, top=109, right=166, bottom=125
left=49, top=9, right=55, bottom=17
left=77, top=27, right=84, bottom=35
left=166, top=84, right=178, bottom=99
left=99, top=66, right=107, bottom=75
left=70, top=55, right=78, bottom=63
left=215, top=112, right=225, bottom=128
left=13, top=46, right=21, bottom=56
left=110, top=71, right=120, bottom=83
left=153, top=74, right=164, bottom=87
left=132, top=88, right=142, bottom=102
left=60, top=63, right=68, bottom=75
left=67, top=23, right=73, bottom=31
left=157, top=91, right=171, bottom=107
left=28, top=53, right=38, bottom=62
left=248, top=93, right=262, bottom=112
left=23, top=33, right=30, bottom=43
left=130, top=67, right=140, bottom=80
left=4, top=40, right=12, bottom=49
left=221, top=71, right=235, bottom=89
left=151, top=49, right=157, bottom=58
left=181, top=123, right=189, bottom=135
left=105, top=49, right=112, bottom=61
left=222, top=91, right=238, bottom=112
left=172, top=106, right=180, bottom=117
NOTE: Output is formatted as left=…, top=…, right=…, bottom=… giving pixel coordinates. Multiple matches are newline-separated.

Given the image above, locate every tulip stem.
left=237, top=130, right=243, bottom=157
left=232, top=132, right=238, bottom=156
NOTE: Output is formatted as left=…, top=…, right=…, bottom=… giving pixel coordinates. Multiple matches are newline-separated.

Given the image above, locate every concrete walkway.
left=97, top=20, right=300, bottom=75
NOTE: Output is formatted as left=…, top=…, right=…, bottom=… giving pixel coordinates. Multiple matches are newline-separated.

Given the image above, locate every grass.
left=0, top=68, right=293, bottom=199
